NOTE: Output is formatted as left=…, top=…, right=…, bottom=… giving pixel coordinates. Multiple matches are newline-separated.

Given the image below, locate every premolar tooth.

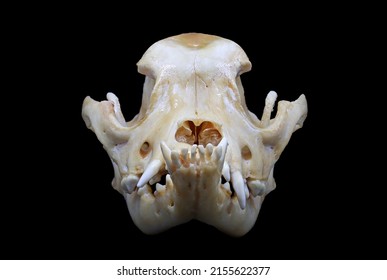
left=231, top=171, right=246, bottom=209
left=247, top=179, right=267, bottom=197
left=137, top=184, right=151, bottom=196
left=155, top=183, right=166, bottom=194
left=171, top=151, right=181, bottom=168
left=121, top=174, right=139, bottom=193
left=244, top=183, right=249, bottom=199
left=149, top=174, right=161, bottom=186
left=137, top=159, right=162, bottom=188
left=222, top=162, right=231, bottom=182
left=221, top=182, right=232, bottom=195
left=160, top=142, right=173, bottom=172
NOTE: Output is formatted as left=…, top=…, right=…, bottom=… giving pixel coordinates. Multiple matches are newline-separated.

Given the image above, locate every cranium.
left=81, top=33, right=307, bottom=237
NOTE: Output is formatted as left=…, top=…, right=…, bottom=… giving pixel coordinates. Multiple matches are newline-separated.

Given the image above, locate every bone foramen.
left=82, top=33, right=307, bottom=236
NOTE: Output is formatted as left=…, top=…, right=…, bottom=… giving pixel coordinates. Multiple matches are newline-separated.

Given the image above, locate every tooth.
left=231, top=171, right=246, bottom=209
left=166, top=174, right=173, bottom=189
left=171, top=151, right=181, bottom=168
left=181, top=148, right=189, bottom=167
left=198, top=145, right=205, bottom=162
left=205, top=143, right=214, bottom=160
left=121, top=174, right=139, bottom=193
left=137, top=184, right=151, bottom=196
left=222, top=162, right=231, bottom=182
left=160, top=142, right=173, bottom=172
left=149, top=174, right=161, bottom=185
left=218, top=137, right=228, bottom=162
left=137, top=159, right=162, bottom=188
left=244, top=183, right=249, bottom=199
left=190, top=144, right=197, bottom=163
left=155, top=183, right=166, bottom=194
left=221, top=181, right=232, bottom=195
left=247, top=179, right=266, bottom=197
left=212, top=138, right=230, bottom=171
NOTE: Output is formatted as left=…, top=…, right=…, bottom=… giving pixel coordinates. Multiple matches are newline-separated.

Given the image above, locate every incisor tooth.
left=137, top=159, right=162, bottom=188
left=222, top=162, right=231, bottom=182
left=231, top=171, right=246, bottom=209
left=190, top=144, right=197, bottom=164
left=121, top=174, right=139, bottom=193
left=198, top=145, right=205, bottom=162
left=205, top=143, right=214, bottom=160
left=247, top=179, right=266, bottom=197
left=171, top=151, right=181, bottom=168
left=160, top=142, right=173, bottom=172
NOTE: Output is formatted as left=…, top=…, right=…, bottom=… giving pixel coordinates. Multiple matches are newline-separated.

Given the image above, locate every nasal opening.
left=175, top=121, right=222, bottom=146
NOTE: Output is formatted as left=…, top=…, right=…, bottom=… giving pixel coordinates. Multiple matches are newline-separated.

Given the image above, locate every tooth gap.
left=159, top=173, right=167, bottom=185
left=221, top=175, right=227, bottom=184
left=228, top=182, right=235, bottom=196
left=169, top=200, right=174, bottom=207
left=149, top=183, right=156, bottom=193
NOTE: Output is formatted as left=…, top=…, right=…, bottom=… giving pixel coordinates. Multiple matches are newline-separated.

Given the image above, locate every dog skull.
left=82, top=33, right=307, bottom=236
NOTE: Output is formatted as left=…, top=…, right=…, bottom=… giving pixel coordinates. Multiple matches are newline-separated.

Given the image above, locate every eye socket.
left=241, top=145, right=252, bottom=160
left=140, top=142, right=151, bottom=158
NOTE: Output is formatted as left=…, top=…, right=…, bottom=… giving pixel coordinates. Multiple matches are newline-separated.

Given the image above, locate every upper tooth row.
left=161, top=137, right=228, bottom=173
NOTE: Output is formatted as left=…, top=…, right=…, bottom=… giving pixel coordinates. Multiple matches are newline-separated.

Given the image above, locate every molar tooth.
left=121, top=174, right=139, bottom=194
left=247, top=179, right=267, bottom=197
left=171, top=151, right=181, bottom=168
left=137, top=159, right=162, bottom=188
left=160, top=141, right=173, bottom=172
left=222, top=162, right=231, bottom=182
left=231, top=171, right=246, bottom=209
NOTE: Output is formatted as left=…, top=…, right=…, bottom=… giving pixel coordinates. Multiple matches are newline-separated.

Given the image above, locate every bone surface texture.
left=82, top=33, right=307, bottom=236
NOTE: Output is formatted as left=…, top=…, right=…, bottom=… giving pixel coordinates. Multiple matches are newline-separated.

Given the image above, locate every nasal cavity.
left=175, top=121, right=222, bottom=146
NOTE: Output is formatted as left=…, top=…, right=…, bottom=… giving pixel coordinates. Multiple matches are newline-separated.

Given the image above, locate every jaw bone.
left=81, top=33, right=307, bottom=236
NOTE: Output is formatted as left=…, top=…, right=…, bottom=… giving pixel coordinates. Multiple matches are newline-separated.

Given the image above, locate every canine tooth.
left=121, top=174, right=139, bottom=193
left=222, top=162, right=231, bottom=182
left=231, top=171, right=246, bottom=209
left=247, top=179, right=266, bottom=197
left=160, top=141, right=173, bottom=172
left=137, top=159, right=162, bottom=188
left=155, top=183, right=166, bottom=194
left=171, top=151, right=181, bottom=168
left=198, top=145, right=205, bottom=162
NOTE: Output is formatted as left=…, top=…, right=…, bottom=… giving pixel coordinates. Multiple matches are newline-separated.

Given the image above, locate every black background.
left=2, top=8, right=384, bottom=260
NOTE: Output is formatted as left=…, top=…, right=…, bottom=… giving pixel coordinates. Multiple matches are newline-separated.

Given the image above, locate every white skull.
left=81, top=33, right=307, bottom=236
